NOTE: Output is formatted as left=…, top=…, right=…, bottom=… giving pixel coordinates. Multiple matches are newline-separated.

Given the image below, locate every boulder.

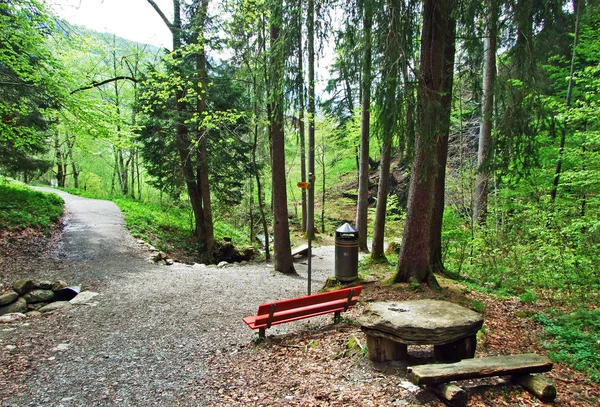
left=0, top=297, right=28, bottom=316
left=23, top=289, right=55, bottom=304
left=39, top=301, right=73, bottom=313
left=26, top=310, right=42, bottom=318
left=52, top=280, right=70, bottom=291
left=27, top=302, right=49, bottom=311
left=0, top=291, right=18, bottom=306
left=12, top=279, right=34, bottom=295
left=0, top=313, right=27, bottom=323
left=33, top=280, right=53, bottom=290
left=70, top=291, right=99, bottom=305
left=359, top=300, right=484, bottom=345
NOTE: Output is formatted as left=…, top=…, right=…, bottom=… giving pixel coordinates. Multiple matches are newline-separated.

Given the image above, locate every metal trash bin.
left=335, top=223, right=359, bottom=281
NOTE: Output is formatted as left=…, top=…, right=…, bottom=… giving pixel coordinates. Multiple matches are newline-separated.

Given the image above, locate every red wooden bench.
left=243, top=286, right=363, bottom=339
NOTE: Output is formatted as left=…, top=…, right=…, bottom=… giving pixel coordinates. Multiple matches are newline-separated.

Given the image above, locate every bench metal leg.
left=258, top=328, right=266, bottom=340
left=333, top=311, right=341, bottom=323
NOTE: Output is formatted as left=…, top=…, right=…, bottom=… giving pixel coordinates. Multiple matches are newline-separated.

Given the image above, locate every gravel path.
left=1, top=189, right=337, bottom=406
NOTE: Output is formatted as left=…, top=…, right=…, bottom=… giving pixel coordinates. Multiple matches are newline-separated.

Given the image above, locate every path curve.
left=1, top=189, right=334, bottom=406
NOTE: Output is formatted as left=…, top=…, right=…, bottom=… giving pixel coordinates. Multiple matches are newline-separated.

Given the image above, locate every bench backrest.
left=253, top=286, right=362, bottom=328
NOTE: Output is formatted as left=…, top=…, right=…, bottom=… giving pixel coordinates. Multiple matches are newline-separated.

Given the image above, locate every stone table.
left=359, top=300, right=484, bottom=363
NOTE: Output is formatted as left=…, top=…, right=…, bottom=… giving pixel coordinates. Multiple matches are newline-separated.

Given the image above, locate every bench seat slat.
left=408, top=354, right=553, bottom=385
left=242, top=286, right=362, bottom=333
left=244, top=297, right=359, bottom=329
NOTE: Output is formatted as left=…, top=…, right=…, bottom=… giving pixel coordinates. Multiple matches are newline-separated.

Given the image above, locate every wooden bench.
left=407, top=353, right=556, bottom=406
left=243, top=286, right=362, bottom=339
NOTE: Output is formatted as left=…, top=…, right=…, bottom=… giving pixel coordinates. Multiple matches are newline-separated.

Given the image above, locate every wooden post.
left=365, top=334, right=408, bottom=362
left=427, top=383, right=467, bottom=407
left=433, top=335, right=476, bottom=362
left=512, top=374, right=557, bottom=402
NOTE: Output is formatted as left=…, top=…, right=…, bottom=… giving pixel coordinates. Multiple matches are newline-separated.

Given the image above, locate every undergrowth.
left=0, top=177, right=63, bottom=233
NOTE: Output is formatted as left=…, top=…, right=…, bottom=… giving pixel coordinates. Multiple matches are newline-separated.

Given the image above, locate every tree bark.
left=429, top=8, right=456, bottom=277
left=270, top=0, right=295, bottom=274
left=474, top=0, right=498, bottom=223
left=550, top=0, right=581, bottom=203
left=395, top=0, right=456, bottom=284
left=356, top=0, right=373, bottom=252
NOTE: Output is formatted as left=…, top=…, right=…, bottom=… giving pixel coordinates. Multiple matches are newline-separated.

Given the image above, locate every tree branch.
left=70, top=76, right=137, bottom=94
left=146, top=0, right=174, bottom=33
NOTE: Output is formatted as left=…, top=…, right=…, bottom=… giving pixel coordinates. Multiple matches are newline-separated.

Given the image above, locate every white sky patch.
left=47, top=0, right=174, bottom=49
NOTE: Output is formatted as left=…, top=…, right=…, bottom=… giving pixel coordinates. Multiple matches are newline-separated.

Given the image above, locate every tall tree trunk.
left=550, top=0, right=581, bottom=203
left=356, top=0, right=373, bottom=252
left=148, top=0, right=214, bottom=262
left=195, top=0, right=215, bottom=260
left=371, top=138, right=392, bottom=260
left=474, top=0, right=498, bottom=223
left=395, top=0, right=456, bottom=284
left=429, top=14, right=456, bottom=276
left=270, top=0, right=295, bottom=273
left=371, top=0, right=400, bottom=261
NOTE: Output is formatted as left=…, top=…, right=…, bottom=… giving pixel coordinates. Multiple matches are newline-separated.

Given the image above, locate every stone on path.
left=23, top=289, right=55, bottom=304
left=12, top=279, right=34, bottom=295
left=39, top=301, right=73, bottom=313
left=0, top=291, right=18, bottom=306
left=0, top=313, right=27, bottom=323
left=69, top=291, right=100, bottom=305
left=0, top=297, right=28, bottom=316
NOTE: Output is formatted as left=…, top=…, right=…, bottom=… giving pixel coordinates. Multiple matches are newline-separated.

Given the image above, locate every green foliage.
left=114, top=197, right=247, bottom=255
left=535, top=310, right=600, bottom=383
left=0, top=0, right=62, bottom=178
left=0, top=177, right=63, bottom=233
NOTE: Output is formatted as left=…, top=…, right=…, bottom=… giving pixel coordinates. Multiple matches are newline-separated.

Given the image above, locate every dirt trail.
left=0, top=189, right=336, bottom=406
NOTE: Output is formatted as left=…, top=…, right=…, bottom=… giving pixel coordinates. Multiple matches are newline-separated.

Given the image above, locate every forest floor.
left=1, top=189, right=599, bottom=406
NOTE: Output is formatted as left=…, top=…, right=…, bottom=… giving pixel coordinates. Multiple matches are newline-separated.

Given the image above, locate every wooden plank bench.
left=243, top=286, right=362, bottom=339
left=407, top=353, right=556, bottom=406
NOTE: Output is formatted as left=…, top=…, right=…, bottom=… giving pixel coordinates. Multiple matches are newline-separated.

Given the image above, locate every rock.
left=152, top=252, right=167, bottom=262
left=0, top=297, right=28, bottom=316
left=39, top=301, right=73, bottom=313
left=217, top=261, right=229, bottom=268
left=165, top=259, right=174, bottom=266
left=52, top=280, right=69, bottom=291
left=12, top=279, right=34, bottom=295
left=0, top=291, right=18, bottom=306
left=33, top=280, right=53, bottom=290
left=26, top=311, right=42, bottom=318
left=70, top=291, right=100, bottom=305
left=23, top=289, right=55, bottom=304
left=0, top=313, right=27, bottom=323
left=359, top=300, right=484, bottom=345
left=27, top=302, right=49, bottom=311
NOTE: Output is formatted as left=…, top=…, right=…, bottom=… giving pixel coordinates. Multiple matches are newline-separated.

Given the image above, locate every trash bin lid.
left=336, top=222, right=358, bottom=237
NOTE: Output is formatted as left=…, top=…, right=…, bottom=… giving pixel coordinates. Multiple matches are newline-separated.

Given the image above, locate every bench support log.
left=512, top=374, right=557, bottom=402
left=433, top=335, right=476, bottom=362
left=366, top=335, right=408, bottom=362
left=426, top=383, right=467, bottom=407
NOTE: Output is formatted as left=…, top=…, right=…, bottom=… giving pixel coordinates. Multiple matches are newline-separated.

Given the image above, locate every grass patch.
left=0, top=177, right=63, bottom=233
left=535, top=309, right=600, bottom=383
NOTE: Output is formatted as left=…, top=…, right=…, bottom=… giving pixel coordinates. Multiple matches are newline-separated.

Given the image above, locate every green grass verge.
left=0, top=177, right=64, bottom=233
left=535, top=309, right=600, bottom=383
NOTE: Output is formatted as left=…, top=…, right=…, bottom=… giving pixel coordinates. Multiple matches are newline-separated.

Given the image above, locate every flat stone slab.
left=359, top=300, right=484, bottom=345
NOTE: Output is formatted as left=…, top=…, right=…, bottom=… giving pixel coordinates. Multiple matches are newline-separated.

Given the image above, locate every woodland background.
left=1, top=0, right=599, bottom=385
